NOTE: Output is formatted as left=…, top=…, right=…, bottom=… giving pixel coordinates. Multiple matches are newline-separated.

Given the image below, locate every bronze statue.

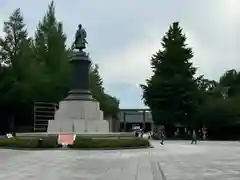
left=74, top=24, right=88, bottom=50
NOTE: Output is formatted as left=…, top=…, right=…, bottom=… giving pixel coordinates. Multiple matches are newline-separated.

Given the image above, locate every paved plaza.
left=0, top=140, right=240, bottom=180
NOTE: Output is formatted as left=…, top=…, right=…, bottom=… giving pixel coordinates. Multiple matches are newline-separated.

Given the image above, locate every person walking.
left=140, top=129, right=144, bottom=138
left=191, top=130, right=197, bottom=144
left=160, top=131, right=165, bottom=145
left=134, top=130, right=139, bottom=137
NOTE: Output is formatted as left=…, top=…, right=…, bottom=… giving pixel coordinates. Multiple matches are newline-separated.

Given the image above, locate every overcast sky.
left=0, top=0, right=239, bottom=108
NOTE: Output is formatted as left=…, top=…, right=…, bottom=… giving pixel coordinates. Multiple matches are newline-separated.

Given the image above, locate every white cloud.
left=217, top=0, right=240, bottom=21
left=185, top=27, right=236, bottom=80
left=98, top=27, right=161, bottom=85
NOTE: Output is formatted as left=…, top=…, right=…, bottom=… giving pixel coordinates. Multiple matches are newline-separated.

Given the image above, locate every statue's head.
left=78, top=24, right=82, bottom=29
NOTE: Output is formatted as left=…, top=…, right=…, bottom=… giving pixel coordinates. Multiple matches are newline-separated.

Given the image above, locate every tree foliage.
left=0, top=8, right=35, bottom=103
left=141, top=22, right=199, bottom=126
left=219, top=69, right=240, bottom=98
left=89, top=64, right=119, bottom=118
left=196, top=76, right=223, bottom=100
left=33, top=1, right=70, bottom=102
left=201, top=69, right=240, bottom=125
left=197, top=97, right=240, bottom=127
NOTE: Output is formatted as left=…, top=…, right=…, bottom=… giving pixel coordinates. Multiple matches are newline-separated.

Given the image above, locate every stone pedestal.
left=47, top=100, right=109, bottom=133
left=47, top=50, right=109, bottom=133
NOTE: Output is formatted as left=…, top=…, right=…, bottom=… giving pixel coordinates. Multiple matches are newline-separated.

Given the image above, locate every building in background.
left=118, top=109, right=153, bottom=132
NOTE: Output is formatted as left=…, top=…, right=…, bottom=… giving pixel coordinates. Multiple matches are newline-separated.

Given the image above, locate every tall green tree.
left=33, top=1, right=70, bottom=102
left=141, top=22, right=199, bottom=127
left=0, top=8, right=27, bottom=66
left=0, top=8, right=40, bottom=132
left=0, top=8, right=35, bottom=103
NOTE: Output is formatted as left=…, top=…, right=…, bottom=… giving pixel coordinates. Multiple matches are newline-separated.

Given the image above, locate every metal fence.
left=33, top=102, right=57, bottom=132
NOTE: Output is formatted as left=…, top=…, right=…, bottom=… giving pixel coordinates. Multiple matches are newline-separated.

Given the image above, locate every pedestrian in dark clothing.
left=140, top=129, right=144, bottom=138
left=135, top=131, right=139, bottom=137
left=191, top=130, right=197, bottom=144
left=160, top=132, right=165, bottom=145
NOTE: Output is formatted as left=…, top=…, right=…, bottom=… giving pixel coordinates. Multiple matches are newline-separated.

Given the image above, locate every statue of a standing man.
left=74, top=24, right=88, bottom=50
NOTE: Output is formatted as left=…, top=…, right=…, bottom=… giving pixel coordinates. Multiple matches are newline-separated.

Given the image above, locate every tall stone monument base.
left=47, top=100, right=109, bottom=133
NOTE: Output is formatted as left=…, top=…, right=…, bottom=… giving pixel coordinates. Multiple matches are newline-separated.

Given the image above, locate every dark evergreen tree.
left=90, top=64, right=104, bottom=94
left=219, top=69, right=240, bottom=98
left=33, top=1, right=70, bottom=102
left=90, top=64, right=119, bottom=118
left=196, top=76, right=223, bottom=100
left=0, top=8, right=28, bottom=66
left=0, top=8, right=35, bottom=103
left=197, top=97, right=240, bottom=129
left=0, top=8, right=37, bottom=133
left=141, top=22, right=199, bottom=127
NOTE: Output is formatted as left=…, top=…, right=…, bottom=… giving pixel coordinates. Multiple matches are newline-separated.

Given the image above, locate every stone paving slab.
left=0, top=141, right=240, bottom=179
left=151, top=141, right=240, bottom=180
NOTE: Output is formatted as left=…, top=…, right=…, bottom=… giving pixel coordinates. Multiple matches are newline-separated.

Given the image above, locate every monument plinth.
left=65, top=51, right=93, bottom=101
left=47, top=24, right=109, bottom=133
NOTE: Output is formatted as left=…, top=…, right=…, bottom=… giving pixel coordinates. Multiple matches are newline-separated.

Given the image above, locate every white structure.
left=47, top=100, right=109, bottom=133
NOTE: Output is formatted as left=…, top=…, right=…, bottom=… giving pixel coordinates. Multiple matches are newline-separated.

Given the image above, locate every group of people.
left=159, top=129, right=198, bottom=145
left=133, top=127, right=199, bottom=145
left=134, top=129, right=152, bottom=139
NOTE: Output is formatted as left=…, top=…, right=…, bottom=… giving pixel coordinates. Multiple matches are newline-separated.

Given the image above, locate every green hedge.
left=0, top=137, right=58, bottom=148
left=72, top=137, right=150, bottom=149
left=0, top=136, right=150, bottom=149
